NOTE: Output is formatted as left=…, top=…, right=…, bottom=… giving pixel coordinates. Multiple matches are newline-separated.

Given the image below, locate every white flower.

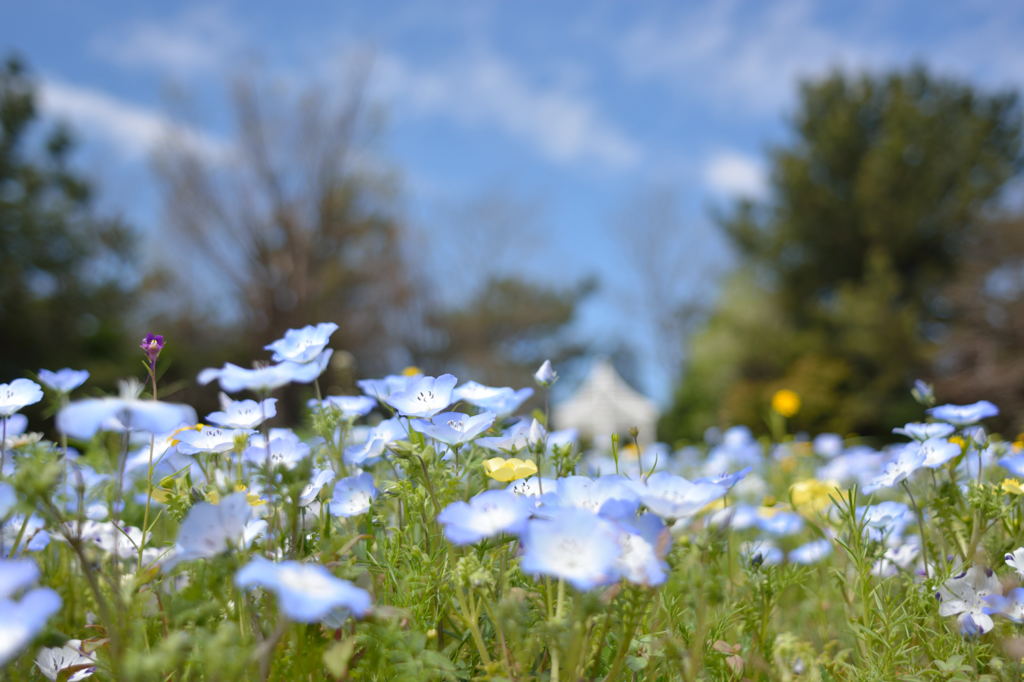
left=0, top=379, right=43, bottom=417
left=936, top=566, right=1002, bottom=635
left=1005, top=547, right=1024, bottom=578
left=36, top=639, right=96, bottom=681
left=265, top=322, right=339, bottom=364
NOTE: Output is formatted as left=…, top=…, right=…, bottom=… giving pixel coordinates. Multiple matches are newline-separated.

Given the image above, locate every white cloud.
left=703, top=151, right=768, bottom=199
left=92, top=6, right=242, bottom=75
left=39, top=79, right=228, bottom=162
left=371, top=51, right=641, bottom=169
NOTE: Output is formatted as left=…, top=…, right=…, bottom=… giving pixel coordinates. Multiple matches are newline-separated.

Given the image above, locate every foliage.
left=0, top=56, right=139, bottom=387
left=662, top=67, right=1023, bottom=443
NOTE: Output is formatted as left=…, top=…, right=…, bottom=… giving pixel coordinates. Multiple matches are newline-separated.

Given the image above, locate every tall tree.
left=661, top=67, right=1023, bottom=442
left=0, top=57, right=138, bottom=385
left=153, top=71, right=418, bottom=404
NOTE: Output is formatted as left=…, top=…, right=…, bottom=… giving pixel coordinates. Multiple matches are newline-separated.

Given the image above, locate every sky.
left=3, top=0, right=1024, bottom=402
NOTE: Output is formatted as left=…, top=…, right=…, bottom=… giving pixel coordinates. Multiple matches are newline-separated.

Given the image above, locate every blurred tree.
left=0, top=56, right=139, bottom=386
left=416, top=276, right=594, bottom=391
left=152, top=70, right=419, bottom=413
left=661, top=67, right=1023, bottom=442
left=936, top=213, right=1024, bottom=433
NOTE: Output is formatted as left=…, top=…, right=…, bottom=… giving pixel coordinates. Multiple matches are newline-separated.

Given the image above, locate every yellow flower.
left=1002, top=478, right=1024, bottom=495
left=621, top=443, right=640, bottom=459
left=790, top=479, right=840, bottom=516
left=205, top=488, right=220, bottom=504
left=949, top=435, right=966, bottom=450
left=168, top=423, right=204, bottom=446
left=235, top=484, right=267, bottom=507
left=483, top=457, right=538, bottom=482
left=401, top=365, right=422, bottom=377
left=771, top=389, right=801, bottom=418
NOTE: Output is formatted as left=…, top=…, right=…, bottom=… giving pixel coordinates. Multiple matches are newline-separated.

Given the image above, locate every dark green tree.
left=661, top=67, right=1023, bottom=442
left=0, top=57, right=138, bottom=386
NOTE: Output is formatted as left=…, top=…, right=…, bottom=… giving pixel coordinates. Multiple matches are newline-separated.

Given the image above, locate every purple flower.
left=140, top=333, right=165, bottom=365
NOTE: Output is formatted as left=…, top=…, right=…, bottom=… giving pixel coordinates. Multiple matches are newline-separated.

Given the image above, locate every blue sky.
left=3, top=0, right=1023, bottom=400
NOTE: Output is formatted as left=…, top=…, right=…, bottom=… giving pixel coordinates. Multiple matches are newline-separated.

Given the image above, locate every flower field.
left=3, top=323, right=1024, bottom=680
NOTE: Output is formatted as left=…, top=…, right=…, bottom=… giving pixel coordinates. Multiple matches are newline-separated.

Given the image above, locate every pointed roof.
left=553, top=358, right=659, bottom=442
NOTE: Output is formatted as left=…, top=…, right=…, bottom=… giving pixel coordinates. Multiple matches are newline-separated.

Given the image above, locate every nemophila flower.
left=313, top=395, right=377, bottom=420
left=0, top=558, right=62, bottom=666
left=344, top=417, right=405, bottom=467
left=911, top=379, right=934, bottom=405
left=330, top=473, right=377, bottom=518
left=235, top=557, right=371, bottom=623
left=356, top=373, right=420, bottom=401
left=452, top=382, right=533, bottom=416
left=1005, top=547, right=1024, bottom=579
left=412, top=411, right=495, bottom=446
left=789, top=538, right=832, bottom=565
left=0, top=379, right=43, bottom=417
left=696, top=467, right=751, bottom=490
left=863, top=446, right=925, bottom=493
left=139, top=333, right=165, bottom=368
left=174, top=425, right=248, bottom=455
left=912, top=438, right=962, bottom=469
left=265, top=322, right=339, bottom=364
left=631, top=472, right=727, bottom=520
left=3, top=515, right=50, bottom=555
left=812, top=433, right=843, bottom=458
left=477, top=418, right=533, bottom=453
left=708, top=503, right=760, bottom=530
left=164, top=492, right=253, bottom=569
left=519, top=508, right=621, bottom=590
left=35, top=639, right=96, bottom=681
left=936, top=566, right=1001, bottom=635
left=57, top=387, right=196, bottom=440
left=384, top=374, right=457, bottom=418
left=63, top=520, right=142, bottom=560
left=1, top=414, right=27, bottom=439
left=816, top=446, right=887, bottom=488
left=771, top=389, right=800, bottom=418
left=37, top=368, right=89, bottom=394
left=0, top=482, right=14, bottom=517
left=244, top=431, right=310, bottom=470
left=534, top=359, right=558, bottom=387
left=437, top=489, right=532, bottom=545
left=206, top=397, right=277, bottom=430
left=483, top=457, right=538, bottom=482
left=893, top=422, right=955, bottom=441
left=299, top=468, right=335, bottom=507
left=985, top=588, right=1024, bottom=622
left=756, top=509, right=805, bottom=536
left=997, top=454, right=1024, bottom=478
left=198, top=352, right=332, bottom=394
left=858, top=502, right=914, bottom=542
left=927, top=400, right=999, bottom=427
left=506, top=476, right=558, bottom=503
left=704, top=425, right=763, bottom=473
left=544, top=475, right=640, bottom=520
left=872, top=540, right=920, bottom=577
left=615, top=514, right=670, bottom=586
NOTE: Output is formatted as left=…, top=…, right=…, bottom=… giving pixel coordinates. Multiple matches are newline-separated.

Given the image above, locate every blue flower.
left=198, top=352, right=332, bottom=393
left=630, top=472, right=727, bottom=520
left=34, top=638, right=96, bottom=681
left=927, top=400, right=999, bottom=426
left=265, top=322, right=339, bottom=364
left=357, top=373, right=420, bottom=401
left=57, top=394, right=196, bottom=440
left=344, top=418, right=406, bottom=467
left=384, top=374, right=457, bottom=418
left=412, top=411, right=495, bottom=446
left=314, top=395, right=377, bottom=420
left=437, top=489, right=532, bottom=545
left=936, top=566, right=1000, bottom=635
left=741, top=540, right=783, bottom=567
left=175, top=425, right=248, bottom=455
left=695, top=467, right=751, bottom=489
left=812, top=433, right=844, bottom=458
left=452, top=381, right=533, bottom=416
left=0, top=379, right=43, bottom=418
left=542, top=475, right=639, bottom=520
left=614, top=514, right=670, bottom=586
left=534, top=360, right=558, bottom=387
left=235, top=557, right=371, bottom=623
left=0, top=558, right=62, bottom=666
left=519, top=508, right=621, bottom=590
left=244, top=430, right=311, bottom=470
left=893, top=422, right=955, bottom=441
left=206, top=397, right=277, bottom=430
left=984, top=587, right=1024, bottom=622
left=756, top=510, right=805, bottom=536
left=789, top=538, right=832, bottom=564
left=857, top=501, right=913, bottom=542
left=37, top=369, right=89, bottom=394
left=299, top=468, right=335, bottom=507
left=330, top=473, right=377, bottom=517
left=164, top=492, right=253, bottom=569
left=863, top=446, right=926, bottom=493
left=477, top=418, right=533, bottom=453
left=0, top=482, right=14, bottom=517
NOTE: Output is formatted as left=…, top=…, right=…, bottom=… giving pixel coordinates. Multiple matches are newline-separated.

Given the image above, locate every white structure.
left=554, top=358, right=659, bottom=445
